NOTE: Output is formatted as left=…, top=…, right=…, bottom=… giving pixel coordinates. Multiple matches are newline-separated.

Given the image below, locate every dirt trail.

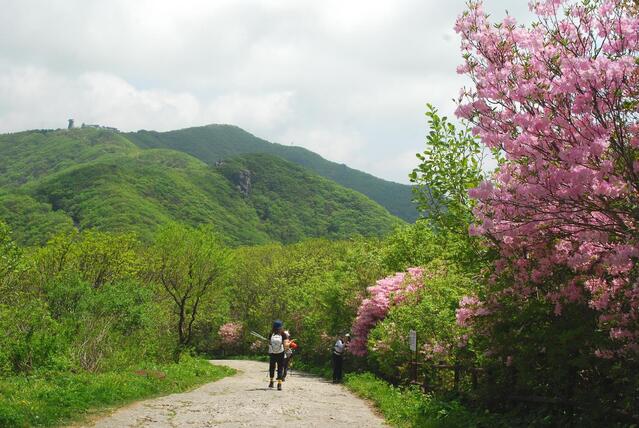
left=81, top=359, right=386, bottom=427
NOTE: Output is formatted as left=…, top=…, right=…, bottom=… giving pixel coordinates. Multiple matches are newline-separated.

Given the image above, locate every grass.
left=221, top=354, right=269, bottom=362
left=0, top=355, right=236, bottom=427
left=344, top=372, right=504, bottom=428
left=288, top=359, right=501, bottom=427
left=288, top=359, right=333, bottom=379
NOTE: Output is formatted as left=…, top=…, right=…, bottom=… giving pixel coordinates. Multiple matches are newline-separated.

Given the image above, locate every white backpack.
left=269, top=333, right=284, bottom=354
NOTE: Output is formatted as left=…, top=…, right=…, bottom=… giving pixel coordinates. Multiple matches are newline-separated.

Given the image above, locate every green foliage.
left=407, top=106, right=494, bottom=272
left=367, top=260, right=474, bottom=380
left=219, top=154, right=403, bottom=243
left=0, top=300, right=61, bottom=376
left=0, top=356, right=234, bottom=427
left=0, top=128, right=402, bottom=246
left=126, top=124, right=419, bottom=221
left=0, top=221, right=21, bottom=282
left=468, top=290, right=639, bottom=425
left=30, top=230, right=140, bottom=289
left=146, top=223, right=232, bottom=359
left=27, top=148, right=271, bottom=245
left=380, top=221, right=442, bottom=272
left=0, top=224, right=60, bottom=376
left=0, top=128, right=137, bottom=188
left=345, top=372, right=501, bottom=428
left=0, top=225, right=171, bottom=375
left=0, top=222, right=238, bottom=425
left=410, top=105, right=486, bottom=234
left=0, top=192, right=73, bottom=246
left=216, top=237, right=386, bottom=364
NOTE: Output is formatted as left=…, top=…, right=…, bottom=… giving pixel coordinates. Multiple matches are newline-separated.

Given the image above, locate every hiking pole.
left=250, top=331, right=268, bottom=341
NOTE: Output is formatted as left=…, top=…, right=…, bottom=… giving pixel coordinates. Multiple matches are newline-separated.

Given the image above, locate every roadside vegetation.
left=0, top=356, right=234, bottom=427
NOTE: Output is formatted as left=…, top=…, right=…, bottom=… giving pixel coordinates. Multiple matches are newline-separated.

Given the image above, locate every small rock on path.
left=80, top=359, right=386, bottom=427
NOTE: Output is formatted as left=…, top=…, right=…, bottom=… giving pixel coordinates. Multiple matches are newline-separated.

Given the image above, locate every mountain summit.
left=125, top=124, right=418, bottom=222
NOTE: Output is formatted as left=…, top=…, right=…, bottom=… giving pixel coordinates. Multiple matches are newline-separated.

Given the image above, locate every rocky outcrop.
left=237, top=169, right=251, bottom=196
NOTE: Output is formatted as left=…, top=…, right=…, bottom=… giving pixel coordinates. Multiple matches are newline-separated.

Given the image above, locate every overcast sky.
left=0, top=0, right=532, bottom=183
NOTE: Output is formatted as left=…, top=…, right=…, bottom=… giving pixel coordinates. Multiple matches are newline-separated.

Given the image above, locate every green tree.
left=31, top=230, right=140, bottom=289
left=0, top=221, right=21, bottom=291
left=146, top=223, right=231, bottom=360
left=409, top=104, right=487, bottom=235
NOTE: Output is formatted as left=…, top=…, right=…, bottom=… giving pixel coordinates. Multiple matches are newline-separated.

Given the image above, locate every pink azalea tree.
left=455, top=0, right=639, bottom=358
left=218, top=322, right=243, bottom=352
left=350, top=267, right=424, bottom=356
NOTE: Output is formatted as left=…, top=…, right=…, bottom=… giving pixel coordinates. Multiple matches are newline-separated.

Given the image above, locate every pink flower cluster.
left=350, top=267, right=424, bottom=356
left=456, top=296, right=490, bottom=327
left=249, top=339, right=263, bottom=353
left=455, top=0, right=639, bottom=355
left=421, top=341, right=450, bottom=361
left=218, top=322, right=243, bottom=347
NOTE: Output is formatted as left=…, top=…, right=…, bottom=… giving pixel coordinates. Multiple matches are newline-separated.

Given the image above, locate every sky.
left=0, top=0, right=533, bottom=183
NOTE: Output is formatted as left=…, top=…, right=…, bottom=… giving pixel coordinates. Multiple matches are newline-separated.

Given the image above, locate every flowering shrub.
left=364, top=261, right=474, bottom=379
left=455, top=0, right=639, bottom=357
left=218, top=322, right=243, bottom=348
left=421, top=341, right=449, bottom=361
left=455, top=295, right=490, bottom=328
left=350, top=267, right=424, bottom=356
left=249, top=339, right=263, bottom=353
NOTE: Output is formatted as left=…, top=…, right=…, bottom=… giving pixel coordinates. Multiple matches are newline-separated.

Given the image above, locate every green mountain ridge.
left=0, top=128, right=403, bottom=245
left=125, top=124, right=418, bottom=222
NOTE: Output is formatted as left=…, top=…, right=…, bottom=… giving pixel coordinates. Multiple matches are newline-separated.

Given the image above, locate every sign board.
left=409, top=329, right=417, bottom=352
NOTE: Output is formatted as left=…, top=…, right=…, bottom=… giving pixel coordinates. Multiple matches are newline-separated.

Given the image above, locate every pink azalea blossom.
left=218, top=322, right=243, bottom=347
left=456, top=0, right=639, bottom=357
left=350, top=268, right=424, bottom=356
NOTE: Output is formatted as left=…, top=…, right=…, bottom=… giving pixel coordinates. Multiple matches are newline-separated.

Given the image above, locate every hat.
left=345, top=333, right=351, bottom=338
left=273, top=320, right=283, bottom=329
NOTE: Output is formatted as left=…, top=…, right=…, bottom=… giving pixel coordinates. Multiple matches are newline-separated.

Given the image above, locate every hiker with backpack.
left=268, top=320, right=289, bottom=390
left=282, top=330, right=298, bottom=382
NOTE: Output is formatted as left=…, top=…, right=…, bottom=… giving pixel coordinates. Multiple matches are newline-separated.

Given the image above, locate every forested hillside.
left=0, top=128, right=402, bottom=245
left=218, top=154, right=402, bottom=243
left=126, top=125, right=419, bottom=222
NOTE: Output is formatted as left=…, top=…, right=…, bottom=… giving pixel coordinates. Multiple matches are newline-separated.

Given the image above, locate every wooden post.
left=471, top=368, right=478, bottom=390
left=421, top=365, right=430, bottom=393
left=453, top=361, right=461, bottom=392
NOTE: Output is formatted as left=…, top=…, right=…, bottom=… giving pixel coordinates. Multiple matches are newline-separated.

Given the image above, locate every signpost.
left=409, top=329, right=417, bottom=382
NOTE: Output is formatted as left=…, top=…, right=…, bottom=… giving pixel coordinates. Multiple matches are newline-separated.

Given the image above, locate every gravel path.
left=81, top=360, right=386, bottom=427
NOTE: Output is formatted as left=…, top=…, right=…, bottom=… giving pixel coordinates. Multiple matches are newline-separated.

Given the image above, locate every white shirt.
left=334, top=339, right=345, bottom=355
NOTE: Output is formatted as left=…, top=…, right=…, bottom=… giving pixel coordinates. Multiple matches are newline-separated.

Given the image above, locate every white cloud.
left=0, top=66, right=200, bottom=131
left=204, top=91, right=295, bottom=132
left=366, top=149, right=422, bottom=184
left=278, top=127, right=367, bottom=165
left=0, top=0, right=534, bottom=183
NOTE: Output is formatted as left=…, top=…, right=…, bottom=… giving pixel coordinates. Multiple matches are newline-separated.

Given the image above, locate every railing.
left=409, top=361, right=563, bottom=403
left=407, top=360, right=639, bottom=423
left=408, top=360, right=483, bottom=392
